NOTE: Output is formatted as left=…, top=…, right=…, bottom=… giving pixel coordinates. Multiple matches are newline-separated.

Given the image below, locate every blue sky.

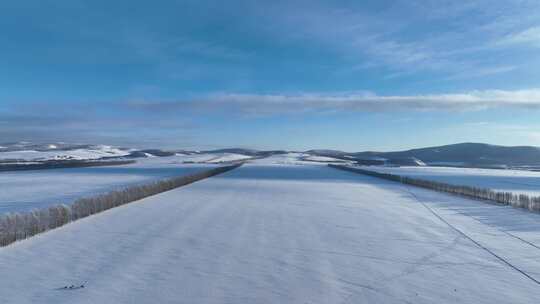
left=2, top=0, right=540, bottom=151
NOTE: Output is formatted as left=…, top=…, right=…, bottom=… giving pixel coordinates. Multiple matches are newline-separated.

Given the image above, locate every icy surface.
left=361, top=165, right=540, bottom=197
left=1, top=164, right=540, bottom=303
left=0, top=156, right=215, bottom=213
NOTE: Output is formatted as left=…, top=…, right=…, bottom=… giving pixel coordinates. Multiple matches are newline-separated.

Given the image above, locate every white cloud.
left=253, top=1, right=540, bottom=80
left=499, top=26, right=540, bottom=47
left=443, top=65, right=517, bottom=80
left=130, top=89, right=540, bottom=115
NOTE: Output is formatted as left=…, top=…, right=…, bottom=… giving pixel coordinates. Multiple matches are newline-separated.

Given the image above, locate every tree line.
left=329, top=164, right=540, bottom=212
left=0, top=164, right=241, bottom=247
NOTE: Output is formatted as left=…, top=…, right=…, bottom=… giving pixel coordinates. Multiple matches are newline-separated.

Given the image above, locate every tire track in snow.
left=405, top=187, right=540, bottom=286
left=451, top=209, right=540, bottom=251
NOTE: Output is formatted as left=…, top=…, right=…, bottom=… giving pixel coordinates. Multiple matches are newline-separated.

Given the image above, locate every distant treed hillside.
left=307, top=143, right=540, bottom=167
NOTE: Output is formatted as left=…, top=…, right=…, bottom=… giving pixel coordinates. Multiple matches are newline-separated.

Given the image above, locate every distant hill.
left=202, top=148, right=260, bottom=155
left=304, top=149, right=348, bottom=158
left=202, top=148, right=288, bottom=157
left=349, top=143, right=540, bottom=167
left=4, top=141, right=540, bottom=168
left=125, top=149, right=176, bottom=158
left=0, top=142, right=131, bottom=162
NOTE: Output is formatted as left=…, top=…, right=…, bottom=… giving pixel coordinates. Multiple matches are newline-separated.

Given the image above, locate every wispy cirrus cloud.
left=498, top=26, right=540, bottom=47
left=442, top=65, right=518, bottom=81
left=129, top=89, right=540, bottom=115
left=254, top=0, right=540, bottom=80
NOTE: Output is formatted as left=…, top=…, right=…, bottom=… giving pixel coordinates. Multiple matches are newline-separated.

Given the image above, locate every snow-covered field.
left=0, top=152, right=324, bottom=214
left=360, top=165, right=540, bottom=197
left=175, top=152, right=253, bottom=163
left=1, top=164, right=540, bottom=303
left=301, top=155, right=349, bottom=163
left=249, top=152, right=352, bottom=166
left=0, top=156, right=216, bottom=213
left=0, top=142, right=260, bottom=165
left=0, top=145, right=130, bottom=162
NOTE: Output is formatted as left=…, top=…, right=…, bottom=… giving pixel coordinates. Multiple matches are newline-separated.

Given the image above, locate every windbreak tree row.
left=0, top=164, right=241, bottom=247
left=329, top=164, right=540, bottom=213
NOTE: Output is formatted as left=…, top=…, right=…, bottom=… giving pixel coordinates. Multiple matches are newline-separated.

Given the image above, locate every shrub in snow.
left=0, top=164, right=240, bottom=247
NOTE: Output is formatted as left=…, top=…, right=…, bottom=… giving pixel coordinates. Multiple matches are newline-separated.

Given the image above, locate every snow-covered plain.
left=250, top=152, right=308, bottom=165
left=0, top=156, right=216, bottom=213
left=174, top=152, right=253, bottom=163
left=0, top=145, right=130, bottom=162
left=361, top=165, right=540, bottom=197
left=301, top=155, right=349, bottom=163
left=1, top=164, right=540, bottom=303
left=249, top=152, right=352, bottom=166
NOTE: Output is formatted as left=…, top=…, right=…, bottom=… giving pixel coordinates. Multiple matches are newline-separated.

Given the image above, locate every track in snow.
left=404, top=187, right=540, bottom=286
left=1, top=164, right=540, bottom=303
